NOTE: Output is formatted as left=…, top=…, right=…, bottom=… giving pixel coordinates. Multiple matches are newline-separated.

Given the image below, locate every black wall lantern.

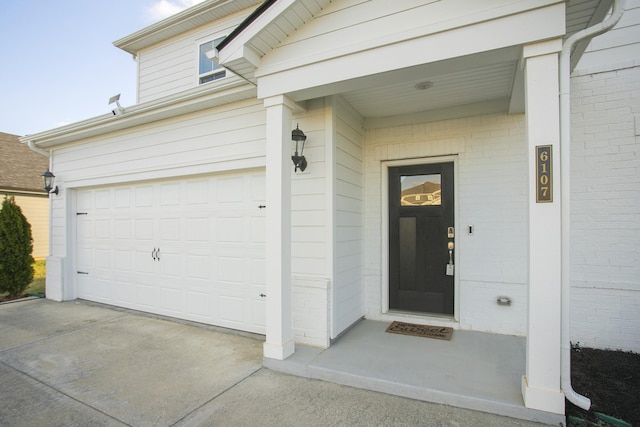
left=41, top=169, right=59, bottom=195
left=291, top=124, right=307, bottom=172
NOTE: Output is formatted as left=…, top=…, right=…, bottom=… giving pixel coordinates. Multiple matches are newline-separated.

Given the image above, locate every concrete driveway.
left=0, top=299, right=551, bottom=426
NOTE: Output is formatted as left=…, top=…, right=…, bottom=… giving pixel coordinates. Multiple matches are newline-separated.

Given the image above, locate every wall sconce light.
left=109, top=93, right=124, bottom=116
left=41, top=169, right=59, bottom=195
left=291, top=124, right=307, bottom=172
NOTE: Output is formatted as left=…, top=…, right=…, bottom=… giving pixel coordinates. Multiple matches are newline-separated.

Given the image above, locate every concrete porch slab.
left=265, top=319, right=564, bottom=426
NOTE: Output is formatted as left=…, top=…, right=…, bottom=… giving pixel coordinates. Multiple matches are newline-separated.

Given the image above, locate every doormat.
left=385, top=321, right=453, bottom=341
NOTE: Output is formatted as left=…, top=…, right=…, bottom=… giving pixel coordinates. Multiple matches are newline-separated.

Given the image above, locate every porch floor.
left=264, top=319, right=564, bottom=425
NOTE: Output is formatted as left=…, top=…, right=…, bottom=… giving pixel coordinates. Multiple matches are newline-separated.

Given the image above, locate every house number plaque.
left=536, top=145, right=552, bottom=203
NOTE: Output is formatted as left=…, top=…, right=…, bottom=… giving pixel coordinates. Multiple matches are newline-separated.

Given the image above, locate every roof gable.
left=217, top=0, right=616, bottom=85
left=114, top=0, right=263, bottom=55
left=0, top=133, right=48, bottom=194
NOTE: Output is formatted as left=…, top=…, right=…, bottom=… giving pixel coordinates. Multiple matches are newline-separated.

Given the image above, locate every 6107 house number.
left=536, top=145, right=552, bottom=203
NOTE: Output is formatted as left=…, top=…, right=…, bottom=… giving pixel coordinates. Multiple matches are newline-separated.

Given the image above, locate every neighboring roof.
left=114, top=0, right=263, bottom=55
left=0, top=132, right=48, bottom=194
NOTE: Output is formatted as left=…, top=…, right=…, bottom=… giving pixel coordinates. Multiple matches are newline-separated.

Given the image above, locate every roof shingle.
left=0, top=132, right=49, bottom=194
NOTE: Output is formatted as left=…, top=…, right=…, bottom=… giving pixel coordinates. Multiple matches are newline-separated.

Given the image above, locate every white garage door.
left=75, top=171, right=266, bottom=334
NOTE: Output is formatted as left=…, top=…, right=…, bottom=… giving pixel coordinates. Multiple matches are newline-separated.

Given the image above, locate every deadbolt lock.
left=448, top=241, right=454, bottom=250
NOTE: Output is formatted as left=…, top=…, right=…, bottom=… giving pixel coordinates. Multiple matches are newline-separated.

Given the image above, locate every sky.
left=0, top=0, right=206, bottom=137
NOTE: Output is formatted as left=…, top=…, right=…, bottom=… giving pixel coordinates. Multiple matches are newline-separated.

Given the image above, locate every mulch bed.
left=567, top=347, right=640, bottom=426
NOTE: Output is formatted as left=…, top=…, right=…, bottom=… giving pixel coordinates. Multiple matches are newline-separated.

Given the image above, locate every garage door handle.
left=152, top=248, right=158, bottom=261
left=156, top=248, right=160, bottom=261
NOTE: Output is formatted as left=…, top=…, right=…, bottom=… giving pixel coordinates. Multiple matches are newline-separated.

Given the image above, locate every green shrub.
left=0, top=196, right=34, bottom=297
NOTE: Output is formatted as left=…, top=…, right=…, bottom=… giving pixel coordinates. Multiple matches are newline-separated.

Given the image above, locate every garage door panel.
left=135, top=219, right=154, bottom=240
left=159, top=218, right=181, bottom=241
left=136, top=284, right=156, bottom=308
left=218, top=217, right=244, bottom=243
left=251, top=299, right=266, bottom=329
left=218, top=176, right=244, bottom=203
left=113, top=280, right=136, bottom=305
left=186, top=291, right=210, bottom=318
left=251, top=216, right=265, bottom=244
left=114, top=250, right=133, bottom=272
left=218, top=294, right=246, bottom=324
left=78, top=275, right=111, bottom=302
left=186, top=180, right=209, bottom=204
left=135, top=185, right=153, bottom=207
left=95, top=190, right=110, bottom=209
left=160, top=182, right=182, bottom=206
left=76, top=171, right=266, bottom=334
left=186, top=254, right=209, bottom=279
left=186, top=217, right=209, bottom=241
left=159, top=287, right=182, bottom=313
left=114, top=219, right=131, bottom=239
left=251, top=258, right=266, bottom=285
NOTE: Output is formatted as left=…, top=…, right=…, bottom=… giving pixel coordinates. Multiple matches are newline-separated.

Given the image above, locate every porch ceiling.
left=281, top=0, right=612, bottom=126
left=340, top=58, right=518, bottom=121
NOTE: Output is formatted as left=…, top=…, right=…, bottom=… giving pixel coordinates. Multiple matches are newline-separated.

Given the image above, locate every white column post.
left=263, top=95, right=295, bottom=360
left=521, top=39, right=565, bottom=414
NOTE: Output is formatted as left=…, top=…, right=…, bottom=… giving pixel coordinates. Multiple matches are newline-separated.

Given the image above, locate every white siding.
left=332, top=96, right=364, bottom=337
left=575, top=0, right=640, bottom=72
left=290, top=98, right=330, bottom=347
left=136, top=8, right=253, bottom=104
left=290, top=96, right=364, bottom=344
left=364, top=113, right=529, bottom=336
left=291, top=98, right=328, bottom=277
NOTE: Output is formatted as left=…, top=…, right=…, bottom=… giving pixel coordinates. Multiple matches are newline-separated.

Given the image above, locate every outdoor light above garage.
left=291, top=124, right=307, bottom=172
left=41, top=169, right=58, bottom=195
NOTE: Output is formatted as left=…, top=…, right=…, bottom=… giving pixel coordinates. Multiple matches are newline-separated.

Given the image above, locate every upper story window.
left=199, top=36, right=226, bottom=84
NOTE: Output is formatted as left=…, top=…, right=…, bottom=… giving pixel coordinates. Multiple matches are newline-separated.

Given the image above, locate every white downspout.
left=26, top=140, right=50, bottom=158
left=560, top=0, right=625, bottom=410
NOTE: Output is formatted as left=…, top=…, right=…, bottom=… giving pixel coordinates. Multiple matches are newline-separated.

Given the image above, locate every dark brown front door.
left=389, top=162, right=454, bottom=315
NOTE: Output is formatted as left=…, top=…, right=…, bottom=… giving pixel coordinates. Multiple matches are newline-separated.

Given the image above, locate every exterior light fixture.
left=291, top=124, right=307, bottom=172
left=41, top=169, right=58, bottom=195
left=109, top=93, right=124, bottom=116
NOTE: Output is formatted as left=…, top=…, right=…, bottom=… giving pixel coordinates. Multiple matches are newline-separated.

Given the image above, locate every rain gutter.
left=26, top=140, right=50, bottom=158
left=559, top=0, right=625, bottom=410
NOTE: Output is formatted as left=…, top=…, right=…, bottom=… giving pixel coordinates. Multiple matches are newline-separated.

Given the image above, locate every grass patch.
left=25, top=259, right=46, bottom=295
left=0, top=259, right=45, bottom=299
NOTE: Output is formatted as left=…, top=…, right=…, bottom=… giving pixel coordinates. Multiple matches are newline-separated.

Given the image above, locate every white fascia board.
left=255, top=0, right=563, bottom=78
left=23, top=77, right=255, bottom=149
left=222, top=44, right=262, bottom=68
left=257, top=3, right=566, bottom=100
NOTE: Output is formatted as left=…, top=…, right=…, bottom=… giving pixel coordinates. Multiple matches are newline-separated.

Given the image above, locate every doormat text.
left=385, top=321, right=453, bottom=341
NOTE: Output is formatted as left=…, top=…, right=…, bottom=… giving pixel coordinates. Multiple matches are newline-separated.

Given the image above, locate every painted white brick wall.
left=363, top=113, right=529, bottom=336
left=569, top=64, right=640, bottom=352
left=292, top=276, right=330, bottom=348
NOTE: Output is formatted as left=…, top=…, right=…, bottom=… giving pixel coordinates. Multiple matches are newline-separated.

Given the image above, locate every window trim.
left=197, top=35, right=227, bottom=85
